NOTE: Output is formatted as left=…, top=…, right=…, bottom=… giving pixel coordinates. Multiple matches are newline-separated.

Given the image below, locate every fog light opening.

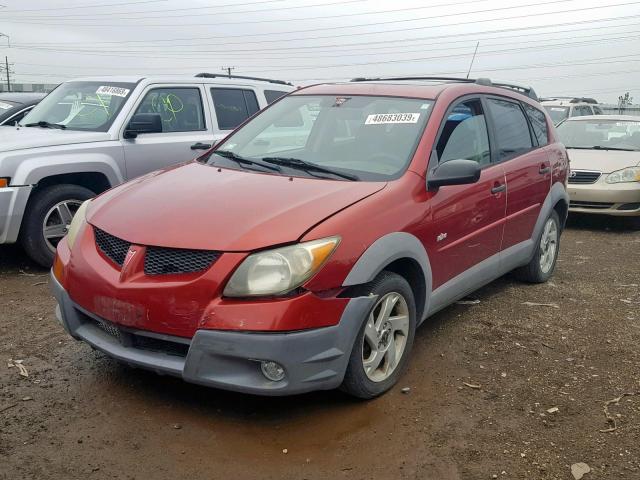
left=260, top=361, right=286, bottom=382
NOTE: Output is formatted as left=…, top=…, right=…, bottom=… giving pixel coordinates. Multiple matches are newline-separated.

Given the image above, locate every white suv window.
left=135, top=87, right=206, bottom=132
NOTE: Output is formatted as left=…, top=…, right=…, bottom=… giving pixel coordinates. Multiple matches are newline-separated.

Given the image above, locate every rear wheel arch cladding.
left=342, top=232, right=432, bottom=322
left=532, top=182, right=569, bottom=246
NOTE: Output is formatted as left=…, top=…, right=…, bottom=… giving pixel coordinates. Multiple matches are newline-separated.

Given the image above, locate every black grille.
left=144, top=247, right=219, bottom=275
left=568, top=170, right=601, bottom=184
left=84, top=314, right=189, bottom=357
left=570, top=200, right=614, bottom=209
left=93, top=317, right=122, bottom=341
left=94, top=228, right=130, bottom=266
left=131, top=335, right=189, bottom=357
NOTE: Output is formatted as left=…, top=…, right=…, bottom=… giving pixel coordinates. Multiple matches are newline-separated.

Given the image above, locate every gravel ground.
left=1, top=214, right=639, bottom=480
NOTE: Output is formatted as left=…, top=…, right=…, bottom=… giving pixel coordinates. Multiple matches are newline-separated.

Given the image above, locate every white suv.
left=0, top=74, right=294, bottom=266
left=541, top=97, right=603, bottom=125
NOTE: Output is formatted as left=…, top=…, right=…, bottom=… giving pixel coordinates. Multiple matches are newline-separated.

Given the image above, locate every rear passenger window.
left=211, top=88, right=260, bottom=130
left=264, top=90, right=289, bottom=104
left=436, top=99, right=491, bottom=165
left=523, top=104, right=549, bottom=146
left=134, top=87, right=206, bottom=133
left=487, top=98, right=533, bottom=160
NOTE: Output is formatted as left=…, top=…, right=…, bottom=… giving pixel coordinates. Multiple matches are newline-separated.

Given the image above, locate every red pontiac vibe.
left=51, top=77, right=569, bottom=398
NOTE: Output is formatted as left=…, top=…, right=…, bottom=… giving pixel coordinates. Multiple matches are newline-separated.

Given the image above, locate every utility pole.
left=4, top=56, right=10, bottom=91
left=0, top=33, right=11, bottom=92
left=221, top=66, right=235, bottom=78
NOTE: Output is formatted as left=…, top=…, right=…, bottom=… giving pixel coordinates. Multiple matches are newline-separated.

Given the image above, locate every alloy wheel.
left=539, top=217, right=558, bottom=274
left=42, top=199, right=82, bottom=253
left=362, top=292, right=410, bottom=383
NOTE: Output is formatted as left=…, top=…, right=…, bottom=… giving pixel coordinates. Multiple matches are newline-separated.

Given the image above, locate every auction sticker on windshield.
left=0, top=101, right=13, bottom=110
left=96, top=86, right=130, bottom=97
left=365, top=113, right=420, bottom=125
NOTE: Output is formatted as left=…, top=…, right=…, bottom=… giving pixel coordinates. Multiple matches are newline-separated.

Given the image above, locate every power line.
left=12, top=9, right=638, bottom=49
left=0, top=0, right=169, bottom=13
left=13, top=22, right=640, bottom=62
left=236, top=33, right=640, bottom=74
left=0, top=0, right=609, bottom=27
left=10, top=39, right=640, bottom=81
left=2, top=0, right=369, bottom=20
left=10, top=25, right=640, bottom=67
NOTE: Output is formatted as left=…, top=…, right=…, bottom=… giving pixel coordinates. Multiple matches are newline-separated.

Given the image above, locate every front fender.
left=9, top=143, right=124, bottom=186
left=342, top=231, right=433, bottom=319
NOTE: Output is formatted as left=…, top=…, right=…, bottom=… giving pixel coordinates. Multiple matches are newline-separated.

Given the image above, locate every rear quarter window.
left=264, top=90, right=289, bottom=104
left=523, top=104, right=549, bottom=146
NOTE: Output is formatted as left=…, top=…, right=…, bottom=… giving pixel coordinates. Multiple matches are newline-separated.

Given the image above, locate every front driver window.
left=436, top=99, right=491, bottom=165
left=134, top=87, right=206, bottom=133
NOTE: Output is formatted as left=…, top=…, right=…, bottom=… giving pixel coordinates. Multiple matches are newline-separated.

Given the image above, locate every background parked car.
left=0, top=74, right=294, bottom=266
left=0, top=92, right=46, bottom=126
left=556, top=115, right=640, bottom=228
left=541, top=97, right=602, bottom=125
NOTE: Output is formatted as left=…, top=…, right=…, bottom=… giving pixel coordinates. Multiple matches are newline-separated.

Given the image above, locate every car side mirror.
left=427, top=159, right=481, bottom=190
left=124, top=113, right=163, bottom=139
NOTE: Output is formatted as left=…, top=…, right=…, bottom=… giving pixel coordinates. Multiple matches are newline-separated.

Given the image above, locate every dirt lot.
left=1, top=215, right=639, bottom=480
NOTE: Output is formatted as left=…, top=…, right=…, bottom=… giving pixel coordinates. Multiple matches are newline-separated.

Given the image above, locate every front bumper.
left=568, top=181, right=640, bottom=216
left=51, top=271, right=375, bottom=396
left=0, top=185, right=32, bottom=243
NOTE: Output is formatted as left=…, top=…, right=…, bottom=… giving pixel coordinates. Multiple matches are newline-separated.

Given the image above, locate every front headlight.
left=65, top=200, right=90, bottom=250
left=223, top=236, right=340, bottom=297
left=606, top=167, right=640, bottom=184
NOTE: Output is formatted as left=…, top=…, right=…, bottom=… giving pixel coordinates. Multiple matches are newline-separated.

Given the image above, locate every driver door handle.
left=191, top=142, right=212, bottom=150
left=491, top=183, right=506, bottom=194
left=539, top=165, right=551, bottom=174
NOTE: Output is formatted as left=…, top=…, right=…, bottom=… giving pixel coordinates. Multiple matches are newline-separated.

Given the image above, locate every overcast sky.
left=0, top=0, right=638, bottom=103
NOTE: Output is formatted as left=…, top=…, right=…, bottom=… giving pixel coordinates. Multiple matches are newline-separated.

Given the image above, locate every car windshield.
left=208, top=94, right=433, bottom=181
left=20, top=81, right=135, bottom=132
left=556, top=119, right=640, bottom=151
left=544, top=106, right=569, bottom=124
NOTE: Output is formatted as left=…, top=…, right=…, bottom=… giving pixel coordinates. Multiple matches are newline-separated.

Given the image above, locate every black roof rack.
left=539, top=96, right=598, bottom=104
left=195, top=73, right=292, bottom=86
left=350, top=76, right=538, bottom=100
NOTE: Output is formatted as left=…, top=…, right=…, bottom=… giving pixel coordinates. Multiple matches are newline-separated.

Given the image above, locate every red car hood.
left=87, top=162, right=386, bottom=251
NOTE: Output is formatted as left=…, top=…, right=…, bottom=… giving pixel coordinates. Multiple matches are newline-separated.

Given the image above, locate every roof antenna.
left=466, top=42, right=479, bottom=79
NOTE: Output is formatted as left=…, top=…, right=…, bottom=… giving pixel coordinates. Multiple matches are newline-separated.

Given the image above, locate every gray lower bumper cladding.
left=50, top=272, right=374, bottom=396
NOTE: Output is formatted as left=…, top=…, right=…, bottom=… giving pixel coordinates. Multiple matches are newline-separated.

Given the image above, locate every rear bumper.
left=568, top=182, right=640, bottom=216
left=51, top=271, right=375, bottom=396
left=0, top=185, right=31, bottom=243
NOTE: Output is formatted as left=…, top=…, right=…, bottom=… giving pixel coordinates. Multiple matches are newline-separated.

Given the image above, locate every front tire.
left=341, top=272, right=416, bottom=399
left=20, top=184, right=95, bottom=267
left=514, top=210, right=561, bottom=283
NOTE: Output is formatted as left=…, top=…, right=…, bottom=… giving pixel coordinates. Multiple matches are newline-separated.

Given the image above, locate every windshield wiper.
left=24, top=121, right=66, bottom=130
left=212, top=150, right=281, bottom=172
left=567, top=145, right=636, bottom=151
left=262, top=157, right=358, bottom=181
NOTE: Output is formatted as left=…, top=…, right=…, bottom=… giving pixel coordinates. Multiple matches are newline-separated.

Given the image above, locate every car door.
left=121, top=85, right=213, bottom=179
left=486, top=97, right=551, bottom=251
left=424, top=97, right=507, bottom=289
left=209, top=87, right=261, bottom=145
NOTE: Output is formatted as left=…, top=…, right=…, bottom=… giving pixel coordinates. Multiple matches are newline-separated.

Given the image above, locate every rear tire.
left=514, top=210, right=561, bottom=283
left=20, top=184, right=95, bottom=267
left=341, top=271, right=416, bottom=399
